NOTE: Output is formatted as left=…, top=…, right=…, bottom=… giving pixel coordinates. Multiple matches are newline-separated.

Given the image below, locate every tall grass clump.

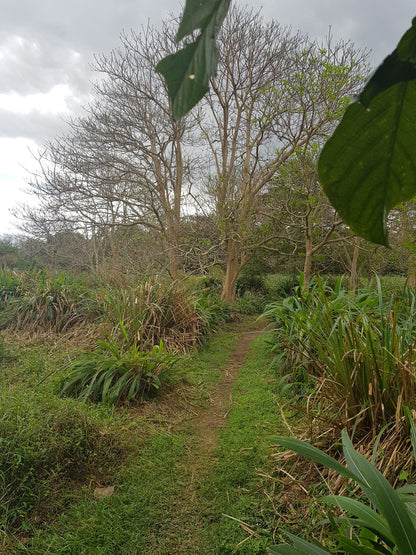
left=0, top=268, right=22, bottom=309
left=102, top=278, right=228, bottom=353
left=270, top=428, right=416, bottom=554
left=0, top=271, right=99, bottom=334
left=58, top=279, right=230, bottom=406
left=59, top=323, right=180, bottom=405
left=264, top=275, right=416, bottom=436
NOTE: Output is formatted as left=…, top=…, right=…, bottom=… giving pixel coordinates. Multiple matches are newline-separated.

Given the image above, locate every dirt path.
left=192, top=326, right=264, bottom=462
left=154, top=321, right=265, bottom=554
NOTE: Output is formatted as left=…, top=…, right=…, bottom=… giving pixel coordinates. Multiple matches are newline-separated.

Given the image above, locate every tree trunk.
left=350, top=237, right=359, bottom=292
left=221, top=239, right=240, bottom=303
left=303, top=221, right=313, bottom=289
left=407, top=261, right=416, bottom=288
left=164, top=219, right=181, bottom=283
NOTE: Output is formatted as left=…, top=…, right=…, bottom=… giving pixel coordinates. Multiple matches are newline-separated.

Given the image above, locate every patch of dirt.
left=192, top=327, right=263, bottom=458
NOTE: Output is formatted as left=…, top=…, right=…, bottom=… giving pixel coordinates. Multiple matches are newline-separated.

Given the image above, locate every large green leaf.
left=359, top=19, right=416, bottom=107
left=273, top=436, right=357, bottom=481
left=341, top=430, right=416, bottom=554
left=318, top=17, right=416, bottom=245
left=359, top=50, right=416, bottom=107
left=156, top=0, right=231, bottom=120
left=176, top=0, right=230, bottom=41
left=283, top=533, right=329, bottom=554
left=267, top=546, right=303, bottom=554
left=322, top=495, right=394, bottom=545
left=318, top=80, right=416, bottom=245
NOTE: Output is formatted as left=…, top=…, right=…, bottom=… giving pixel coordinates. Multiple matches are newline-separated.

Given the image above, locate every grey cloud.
left=0, top=0, right=178, bottom=97
left=0, top=107, right=75, bottom=143
left=0, top=0, right=415, bottom=144
left=255, top=0, right=415, bottom=66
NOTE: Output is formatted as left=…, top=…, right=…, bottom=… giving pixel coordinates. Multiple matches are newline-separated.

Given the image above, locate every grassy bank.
left=4, top=324, right=242, bottom=553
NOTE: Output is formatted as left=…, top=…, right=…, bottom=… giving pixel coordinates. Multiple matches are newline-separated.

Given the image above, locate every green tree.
left=167, top=7, right=366, bottom=302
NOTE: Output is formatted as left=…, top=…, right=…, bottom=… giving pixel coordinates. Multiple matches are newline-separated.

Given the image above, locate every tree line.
left=16, top=7, right=407, bottom=298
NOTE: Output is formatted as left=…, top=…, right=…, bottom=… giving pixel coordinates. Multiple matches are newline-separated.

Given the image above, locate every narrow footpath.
left=151, top=321, right=267, bottom=554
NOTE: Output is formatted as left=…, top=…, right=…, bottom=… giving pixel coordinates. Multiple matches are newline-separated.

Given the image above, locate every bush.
left=0, top=391, right=124, bottom=535
left=236, top=273, right=265, bottom=296
left=263, top=276, right=416, bottom=433
left=0, top=271, right=99, bottom=333
left=235, top=291, right=267, bottom=315
left=0, top=268, right=22, bottom=309
left=195, top=291, right=231, bottom=333
left=264, top=274, right=299, bottom=298
left=270, top=429, right=416, bottom=554
left=58, top=323, right=181, bottom=405
left=102, top=279, right=209, bottom=353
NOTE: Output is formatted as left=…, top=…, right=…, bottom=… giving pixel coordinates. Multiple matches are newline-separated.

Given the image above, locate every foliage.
left=236, top=273, right=265, bottom=296
left=155, top=0, right=231, bottom=119
left=235, top=291, right=267, bottom=315
left=15, top=324, right=244, bottom=553
left=263, top=277, right=416, bottom=432
left=0, top=267, right=22, bottom=309
left=195, top=291, right=231, bottom=334
left=0, top=390, right=124, bottom=536
left=264, top=274, right=300, bottom=298
left=269, top=429, right=416, bottom=554
left=319, top=18, right=416, bottom=245
left=58, top=323, right=180, bottom=405
left=161, top=2, right=416, bottom=247
left=0, top=271, right=98, bottom=333
left=103, top=278, right=228, bottom=353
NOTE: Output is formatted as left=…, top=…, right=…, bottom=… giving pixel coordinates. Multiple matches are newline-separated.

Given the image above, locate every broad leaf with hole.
left=156, top=0, right=231, bottom=120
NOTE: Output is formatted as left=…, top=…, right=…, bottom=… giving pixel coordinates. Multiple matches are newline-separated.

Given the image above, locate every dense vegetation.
left=3, top=3, right=416, bottom=553
left=0, top=265, right=416, bottom=553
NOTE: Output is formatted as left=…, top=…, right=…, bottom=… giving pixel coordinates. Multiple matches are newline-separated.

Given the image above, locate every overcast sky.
left=0, top=0, right=414, bottom=236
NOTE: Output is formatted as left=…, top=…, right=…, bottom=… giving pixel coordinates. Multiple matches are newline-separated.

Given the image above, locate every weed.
left=0, top=391, right=125, bottom=537
left=264, top=276, right=416, bottom=435
left=0, top=271, right=98, bottom=333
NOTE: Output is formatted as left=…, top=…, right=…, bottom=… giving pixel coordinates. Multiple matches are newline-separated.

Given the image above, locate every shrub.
left=0, top=391, right=124, bottom=535
left=263, top=276, right=416, bottom=433
left=236, top=273, right=265, bottom=296
left=102, top=278, right=227, bottom=353
left=264, top=274, right=299, bottom=298
left=269, top=429, right=416, bottom=554
left=102, top=279, right=207, bottom=353
left=0, top=268, right=22, bottom=308
left=195, top=291, right=231, bottom=334
left=235, top=291, right=267, bottom=315
left=0, top=271, right=98, bottom=333
left=58, top=323, right=180, bottom=405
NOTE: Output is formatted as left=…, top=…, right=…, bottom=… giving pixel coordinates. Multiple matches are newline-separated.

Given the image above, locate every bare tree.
left=20, top=21, right=195, bottom=281
left=198, top=7, right=368, bottom=302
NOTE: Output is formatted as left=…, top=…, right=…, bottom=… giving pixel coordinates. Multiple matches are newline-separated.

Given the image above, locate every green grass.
left=8, top=324, right=244, bottom=554
left=196, top=334, right=282, bottom=554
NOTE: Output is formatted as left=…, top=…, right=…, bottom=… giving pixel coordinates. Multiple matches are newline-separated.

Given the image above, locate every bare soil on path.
left=152, top=318, right=266, bottom=554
